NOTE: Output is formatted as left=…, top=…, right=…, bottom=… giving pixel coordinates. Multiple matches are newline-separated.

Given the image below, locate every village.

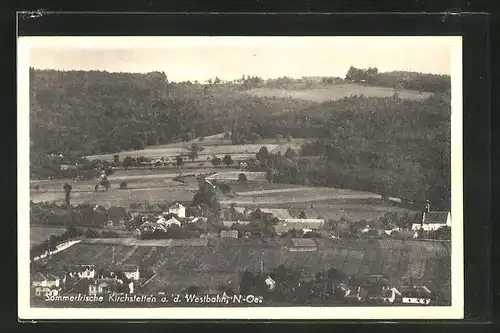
left=26, top=46, right=454, bottom=310
left=31, top=180, right=451, bottom=307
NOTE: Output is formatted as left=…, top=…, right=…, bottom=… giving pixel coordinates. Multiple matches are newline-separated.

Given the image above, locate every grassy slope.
left=40, top=238, right=450, bottom=291
left=246, top=84, right=433, bottom=102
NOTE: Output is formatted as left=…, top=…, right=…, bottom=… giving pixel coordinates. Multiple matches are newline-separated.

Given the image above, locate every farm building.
left=110, top=265, right=140, bottom=281
left=412, top=211, right=451, bottom=231
left=274, top=219, right=324, bottom=235
left=33, top=285, right=61, bottom=298
left=138, top=221, right=167, bottom=233
left=399, top=286, right=432, bottom=305
left=32, top=272, right=60, bottom=289
left=258, top=208, right=293, bottom=220
left=287, top=238, right=317, bottom=252
left=168, top=202, right=186, bottom=218
left=157, top=216, right=181, bottom=227
left=233, top=207, right=253, bottom=217
left=68, top=265, right=96, bottom=279
left=265, top=276, right=276, bottom=291
left=220, top=230, right=239, bottom=239
left=88, top=278, right=134, bottom=295
left=222, top=220, right=250, bottom=228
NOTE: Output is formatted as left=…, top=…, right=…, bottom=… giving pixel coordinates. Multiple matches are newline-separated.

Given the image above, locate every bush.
left=217, top=183, right=231, bottom=194
left=84, top=228, right=101, bottom=238
left=238, top=173, right=247, bottom=182
left=101, top=230, right=120, bottom=238
left=119, top=181, right=128, bottom=189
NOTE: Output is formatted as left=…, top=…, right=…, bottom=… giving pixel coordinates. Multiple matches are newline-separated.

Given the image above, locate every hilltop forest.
left=29, top=68, right=451, bottom=209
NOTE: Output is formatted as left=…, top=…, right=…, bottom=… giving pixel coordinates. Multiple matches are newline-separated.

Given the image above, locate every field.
left=30, top=163, right=406, bottom=221
left=85, top=138, right=308, bottom=163
left=40, top=237, right=451, bottom=293
left=31, top=132, right=407, bottom=220
left=245, top=84, right=433, bottom=102
left=30, top=225, right=68, bottom=247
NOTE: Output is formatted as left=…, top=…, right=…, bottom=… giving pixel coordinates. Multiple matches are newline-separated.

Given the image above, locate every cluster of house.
left=411, top=209, right=451, bottom=232
left=31, top=264, right=141, bottom=299
left=133, top=202, right=204, bottom=236
left=131, top=202, right=326, bottom=239
left=252, top=272, right=433, bottom=305
left=129, top=199, right=450, bottom=241
left=340, top=283, right=433, bottom=305
left=369, top=208, right=451, bottom=240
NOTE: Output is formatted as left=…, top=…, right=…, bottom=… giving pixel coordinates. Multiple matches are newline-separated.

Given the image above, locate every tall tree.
left=188, top=143, right=200, bottom=162
left=222, top=154, right=233, bottom=167
left=175, top=155, right=184, bottom=168
left=63, top=183, right=72, bottom=206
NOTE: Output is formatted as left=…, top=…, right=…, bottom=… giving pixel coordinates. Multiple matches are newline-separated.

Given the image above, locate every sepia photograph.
left=18, top=36, right=463, bottom=320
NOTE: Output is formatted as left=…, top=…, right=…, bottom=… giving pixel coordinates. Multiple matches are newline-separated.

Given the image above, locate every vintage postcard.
left=18, top=36, right=463, bottom=320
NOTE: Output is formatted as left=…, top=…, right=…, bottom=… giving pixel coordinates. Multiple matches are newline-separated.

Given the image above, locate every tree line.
left=345, top=66, right=451, bottom=92
left=252, top=93, right=451, bottom=210
left=30, top=68, right=450, bottom=209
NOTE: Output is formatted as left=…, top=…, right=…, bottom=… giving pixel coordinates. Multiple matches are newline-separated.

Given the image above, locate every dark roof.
left=169, top=202, right=185, bottom=209
left=139, top=222, right=167, bottom=232
left=221, top=230, right=239, bottom=238
left=275, top=221, right=323, bottom=233
left=424, top=212, right=449, bottom=225
left=222, top=221, right=250, bottom=228
left=111, top=265, right=138, bottom=272
left=68, top=265, right=95, bottom=272
left=290, top=238, right=317, bottom=247
left=391, top=230, right=416, bottom=239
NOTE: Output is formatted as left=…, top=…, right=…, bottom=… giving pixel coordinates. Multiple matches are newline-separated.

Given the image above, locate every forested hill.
left=29, top=68, right=451, bottom=209
left=29, top=69, right=315, bottom=158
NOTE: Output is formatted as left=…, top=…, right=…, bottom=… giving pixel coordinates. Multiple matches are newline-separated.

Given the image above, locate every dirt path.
left=32, top=240, right=81, bottom=262
left=235, top=187, right=313, bottom=196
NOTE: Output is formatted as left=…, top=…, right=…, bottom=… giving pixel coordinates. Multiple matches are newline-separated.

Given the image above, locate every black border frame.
left=11, top=9, right=491, bottom=327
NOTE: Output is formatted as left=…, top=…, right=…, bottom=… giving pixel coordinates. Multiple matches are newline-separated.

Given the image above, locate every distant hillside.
left=29, top=69, right=316, bottom=159
left=246, top=84, right=433, bottom=102
left=344, top=66, right=451, bottom=92
left=29, top=69, right=451, bottom=208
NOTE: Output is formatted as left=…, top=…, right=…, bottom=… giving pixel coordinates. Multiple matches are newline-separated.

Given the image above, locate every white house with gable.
left=112, top=265, right=140, bottom=281
left=168, top=202, right=186, bottom=218
left=412, top=211, right=451, bottom=231
left=412, top=201, right=451, bottom=231
left=68, top=265, right=95, bottom=279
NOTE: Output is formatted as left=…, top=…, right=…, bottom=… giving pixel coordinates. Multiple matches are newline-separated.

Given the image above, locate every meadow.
left=245, top=84, right=433, bottom=102
left=30, top=164, right=405, bottom=221
left=30, top=225, right=68, bottom=247
left=85, top=138, right=308, bottom=163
